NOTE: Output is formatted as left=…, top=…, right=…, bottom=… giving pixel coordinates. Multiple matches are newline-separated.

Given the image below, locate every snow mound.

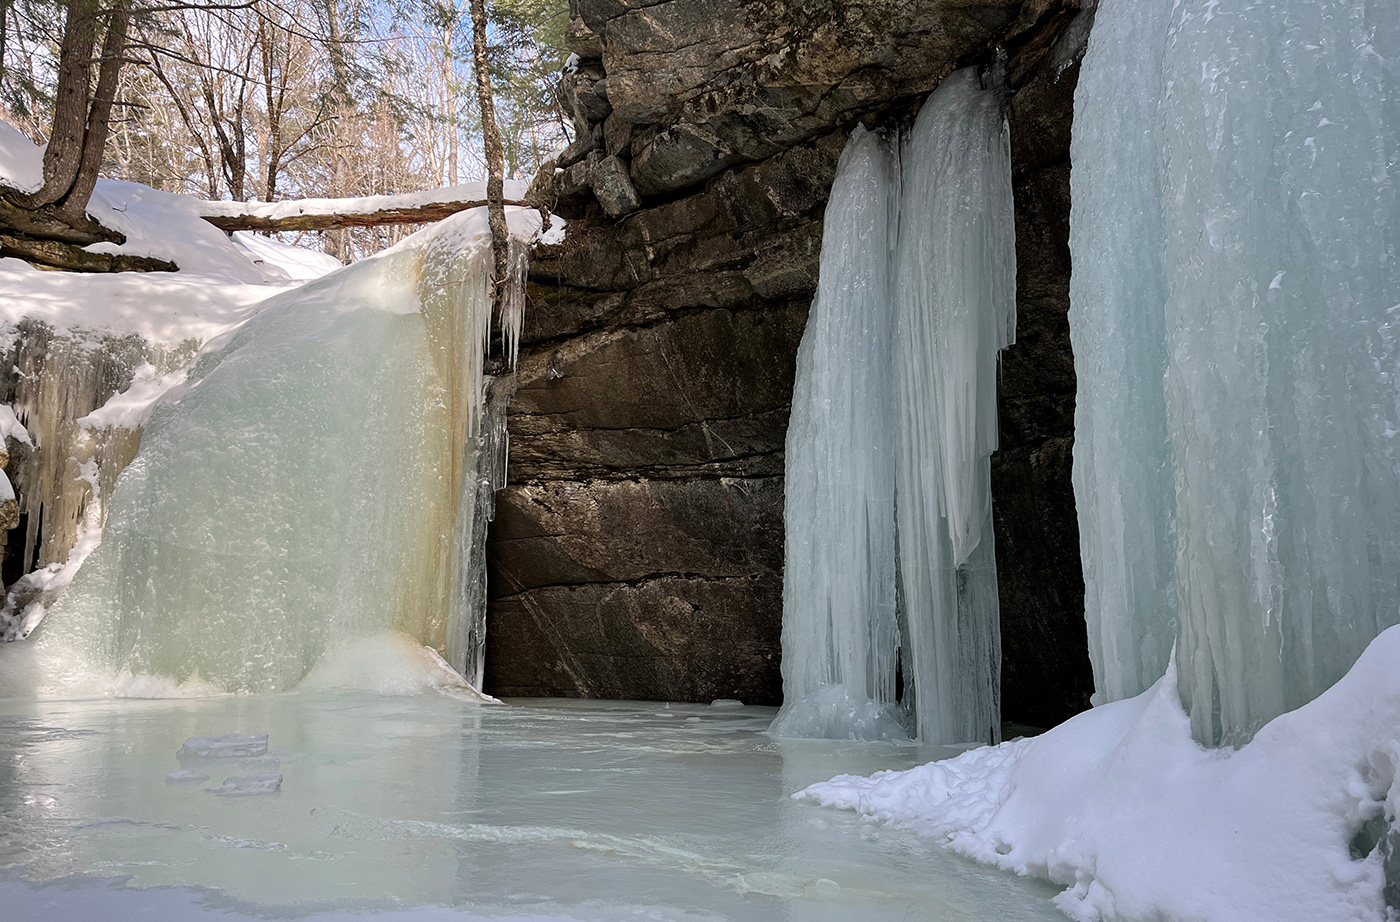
left=798, top=626, right=1400, bottom=922
left=296, top=632, right=499, bottom=701
left=232, top=231, right=344, bottom=280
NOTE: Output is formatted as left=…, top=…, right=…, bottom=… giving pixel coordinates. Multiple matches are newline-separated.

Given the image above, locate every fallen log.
left=196, top=189, right=531, bottom=233
left=0, top=233, right=177, bottom=273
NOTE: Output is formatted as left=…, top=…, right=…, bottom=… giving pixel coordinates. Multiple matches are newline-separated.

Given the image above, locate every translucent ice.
left=1071, top=0, right=1400, bottom=745
left=177, top=734, right=269, bottom=760
left=163, top=769, right=209, bottom=785
left=1068, top=0, right=1178, bottom=706
left=774, top=69, right=1015, bottom=745
left=12, top=209, right=535, bottom=697
left=206, top=773, right=282, bottom=797
left=771, top=126, right=903, bottom=741
left=894, top=68, right=1014, bottom=746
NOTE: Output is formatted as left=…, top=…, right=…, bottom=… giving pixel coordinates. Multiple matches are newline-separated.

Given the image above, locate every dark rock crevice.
left=487, top=0, right=1094, bottom=724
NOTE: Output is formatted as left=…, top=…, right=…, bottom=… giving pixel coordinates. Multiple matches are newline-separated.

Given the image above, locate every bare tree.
left=468, top=0, right=504, bottom=295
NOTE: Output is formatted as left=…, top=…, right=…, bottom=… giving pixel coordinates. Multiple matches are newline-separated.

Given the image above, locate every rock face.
left=487, top=0, right=1094, bottom=725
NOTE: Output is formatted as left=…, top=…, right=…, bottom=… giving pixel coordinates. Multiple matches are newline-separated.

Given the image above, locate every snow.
left=0, top=121, right=42, bottom=192
left=0, top=403, right=33, bottom=446
left=798, top=625, right=1400, bottom=922
left=231, top=231, right=343, bottom=280
left=77, top=363, right=188, bottom=431
left=0, top=120, right=361, bottom=346
left=195, top=180, right=529, bottom=222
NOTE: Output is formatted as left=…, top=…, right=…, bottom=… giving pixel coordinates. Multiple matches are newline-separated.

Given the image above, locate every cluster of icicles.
left=772, top=67, right=1016, bottom=745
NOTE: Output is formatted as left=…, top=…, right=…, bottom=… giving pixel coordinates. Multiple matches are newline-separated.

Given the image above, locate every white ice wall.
left=12, top=210, right=532, bottom=696
left=1073, top=0, right=1400, bottom=745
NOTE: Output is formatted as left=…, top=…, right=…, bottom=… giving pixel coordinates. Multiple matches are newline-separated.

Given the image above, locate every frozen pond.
left=0, top=695, right=1064, bottom=921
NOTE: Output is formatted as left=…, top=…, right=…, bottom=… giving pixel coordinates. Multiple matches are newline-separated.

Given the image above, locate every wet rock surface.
left=488, top=0, right=1093, bottom=724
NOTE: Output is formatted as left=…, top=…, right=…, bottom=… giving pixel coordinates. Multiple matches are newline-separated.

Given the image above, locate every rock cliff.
left=486, top=0, right=1095, bottom=726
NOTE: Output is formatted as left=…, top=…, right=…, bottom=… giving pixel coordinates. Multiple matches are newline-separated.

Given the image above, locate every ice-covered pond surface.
left=0, top=695, right=1064, bottom=921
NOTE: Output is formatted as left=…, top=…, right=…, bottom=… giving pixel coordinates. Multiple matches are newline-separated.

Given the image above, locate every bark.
left=198, top=196, right=530, bottom=233
left=32, top=0, right=102, bottom=208
left=0, top=233, right=175, bottom=272
left=0, top=191, right=121, bottom=244
left=468, top=0, right=509, bottom=301
left=54, top=0, right=129, bottom=229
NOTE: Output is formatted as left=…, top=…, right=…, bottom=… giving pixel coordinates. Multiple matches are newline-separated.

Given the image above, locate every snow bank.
left=798, top=626, right=1400, bottom=922
left=231, top=231, right=343, bottom=280
left=0, top=120, right=338, bottom=347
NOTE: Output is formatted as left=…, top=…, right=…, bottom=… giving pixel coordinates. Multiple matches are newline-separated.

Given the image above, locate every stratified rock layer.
left=487, top=0, right=1094, bottom=724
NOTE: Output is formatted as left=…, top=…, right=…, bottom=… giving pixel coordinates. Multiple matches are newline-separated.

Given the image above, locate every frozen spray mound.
left=1072, top=0, right=1400, bottom=745
left=298, top=632, right=497, bottom=699
left=773, top=67, right=1014, bottom=744
left=7, top=208, right=535, bottom=698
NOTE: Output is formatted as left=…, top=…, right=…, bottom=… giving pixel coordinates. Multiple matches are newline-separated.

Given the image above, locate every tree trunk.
left=468, top=0, right=508, bottom=300
left=54, top=0, right=129, bottom=228
left=32, top=0, right=103, bottom=208
left=197, top=193, right=530, bottom=233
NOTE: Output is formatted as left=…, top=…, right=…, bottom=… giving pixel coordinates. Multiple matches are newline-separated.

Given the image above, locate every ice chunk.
left=163, top=769, right=209, bottom=785
left=206, top=773, right=282, bottom=797
left=709, top=699, right=744, bottom=708
left=177, top=734, right=268, bottom=760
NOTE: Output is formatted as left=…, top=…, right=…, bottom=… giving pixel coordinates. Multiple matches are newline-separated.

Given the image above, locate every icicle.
left=445, top=233, right=528, bottom=687
left=1068, top=0, right=1178, bottom=706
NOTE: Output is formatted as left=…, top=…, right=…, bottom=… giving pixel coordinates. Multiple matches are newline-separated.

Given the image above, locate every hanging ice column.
left=895, top=68, right=1016, bottom=745
left=773, top=68, right=1015, bottom=744
left=1068, top=0, right=1178, bottom=706
left=1072, top=0, right=1400, bottom=746
left=11, top=209, right=533, bottom=697
left=770, top=127, right=903, bottom=740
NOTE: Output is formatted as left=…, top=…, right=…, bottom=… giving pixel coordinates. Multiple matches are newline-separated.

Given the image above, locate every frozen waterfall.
left=773, top=68, right=1015, bottom=744
left=4, top=210, right=533, bottom=698
left=770, top=126, right=903, bottom=741
left=1073, top=0, right=1400, bottom=746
